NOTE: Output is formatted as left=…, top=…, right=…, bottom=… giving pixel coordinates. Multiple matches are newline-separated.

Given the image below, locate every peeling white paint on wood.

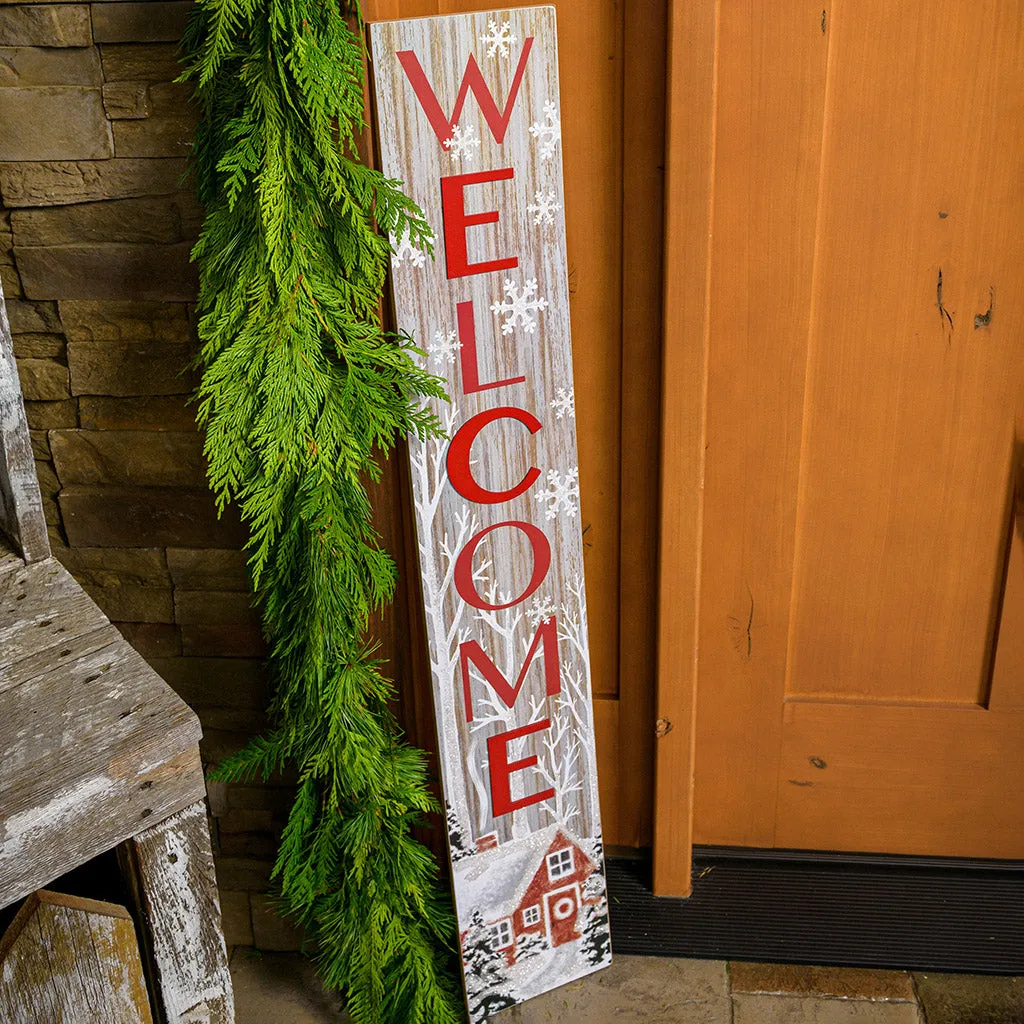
left=125, top=802, right=234, bottom=1024
left=0, top=281, right=48, bottom=562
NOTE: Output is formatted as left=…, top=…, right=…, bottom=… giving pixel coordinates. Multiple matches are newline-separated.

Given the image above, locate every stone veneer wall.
left=0, top=1, right=298, bottom=950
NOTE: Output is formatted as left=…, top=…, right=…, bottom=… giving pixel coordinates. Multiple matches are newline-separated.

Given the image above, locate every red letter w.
left=460, top=615, right=560, bottom=722
left=396, top=39, right=534, bottom=148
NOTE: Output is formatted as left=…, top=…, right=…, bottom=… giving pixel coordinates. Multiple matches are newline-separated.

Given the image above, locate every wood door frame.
left=652, top=0, right=718, bottom=897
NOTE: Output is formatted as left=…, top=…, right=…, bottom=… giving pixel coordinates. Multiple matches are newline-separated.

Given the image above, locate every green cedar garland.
left=179, top=2, right=466, bottom=1021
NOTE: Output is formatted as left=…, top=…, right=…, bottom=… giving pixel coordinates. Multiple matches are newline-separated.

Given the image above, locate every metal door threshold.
left=606, top=847, right=1024, bottom=973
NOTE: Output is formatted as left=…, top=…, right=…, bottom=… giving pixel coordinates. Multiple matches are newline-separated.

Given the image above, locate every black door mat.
left=606, top=848, right=1024, bottom=974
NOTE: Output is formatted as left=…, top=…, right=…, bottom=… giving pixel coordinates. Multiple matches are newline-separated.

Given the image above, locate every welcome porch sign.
left=370, top=8, right=611, bottom=1018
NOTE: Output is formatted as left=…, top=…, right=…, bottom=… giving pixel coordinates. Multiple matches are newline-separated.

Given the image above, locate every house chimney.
left=475, top=833, right=498, bottom=852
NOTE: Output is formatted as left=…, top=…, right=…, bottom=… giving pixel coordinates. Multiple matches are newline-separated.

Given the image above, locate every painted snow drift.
left=371, top=7, right=611, bottom=1020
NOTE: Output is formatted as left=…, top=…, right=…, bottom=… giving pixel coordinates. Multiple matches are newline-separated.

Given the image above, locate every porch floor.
left=228, top=949, right=1024, bottom=1023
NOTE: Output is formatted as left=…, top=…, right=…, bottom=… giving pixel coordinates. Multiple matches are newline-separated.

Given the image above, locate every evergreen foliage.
left=179, top=1, right=464, bottom=1020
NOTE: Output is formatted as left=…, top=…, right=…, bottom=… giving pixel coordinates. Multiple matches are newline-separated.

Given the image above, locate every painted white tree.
left=408, top=402, right=477, bottom=843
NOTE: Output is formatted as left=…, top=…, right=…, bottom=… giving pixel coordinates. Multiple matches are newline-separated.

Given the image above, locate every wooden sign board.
left=370, top=7, right=611, bottom=1019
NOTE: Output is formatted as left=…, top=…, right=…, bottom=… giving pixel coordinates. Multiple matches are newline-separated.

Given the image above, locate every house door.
left=656, top=0, right=1024, bottom=889
left=543, top=885, right=581, bottom=946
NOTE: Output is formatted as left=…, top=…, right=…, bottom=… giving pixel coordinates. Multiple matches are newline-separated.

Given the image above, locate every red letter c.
left=446, top=406, right=542, bottom=504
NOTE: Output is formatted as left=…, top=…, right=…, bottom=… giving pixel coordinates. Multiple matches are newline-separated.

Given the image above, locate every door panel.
left=681, top=0, right=1024, bottom=856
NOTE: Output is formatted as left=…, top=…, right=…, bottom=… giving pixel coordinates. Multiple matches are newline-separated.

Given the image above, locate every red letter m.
left=460, top=616, right=560, bottom=722
left=396, top=39, right=534, bottom=148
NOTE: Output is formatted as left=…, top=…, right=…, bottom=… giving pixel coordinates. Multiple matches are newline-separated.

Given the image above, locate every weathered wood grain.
left=0, top=556, right=110, bottom=675
left=372, top=2, right=603, bottom=855
left=0, top=283, right=49, bottom=563
left=0, top=535, right=24, bottom=577
left=120, top=802, right=234, bottom=1024
left=0, top=554, right=205, bottom=908
left=0, top=890, right=154, bottom=1024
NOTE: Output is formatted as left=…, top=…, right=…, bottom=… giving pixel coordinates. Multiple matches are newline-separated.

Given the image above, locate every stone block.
left=68, top=341, right=196, bottom=395
left=0, top=212, right=13, bottom=265
left=43, top=495, right=62, bottom=528
left=82, top=582, right=174, bottom=622
left=732, top=996, right=921, bottom=1024
left=212, top=856, right=274, bottom=893
left=102, top=80, right=149, bottom=118
left=250, top=896, right=304, bottom=952
left=0, top=6, right=91, bottom=47
left=200, top=729, right=257, bottom=766
left=59, top=484, right=247, bottom=547
left=80, top=395, right=195, bottom=431
left=15, top=357, right=69, bottom=400
left=730, top=963, right=918, bottom=1002
left=18, top=242, right=197, bottom=301
left=146, top=656, right=267, bottom=709
left=217, top=808, right=276, bottom=834
left=206, top=779, right=229, bottom=817
left=0, top=45, right=102, bottom=86
left=5, top=298, right=60, bottom=333
left=180, top=624, right=266, bottom=658
left=50, top=428, right=206, bottom=487
left=114, top=621, right=181, bottom=658
left=167, top=547, right=249, bottom=591
left=0, top=263, right=22, bottom=297
left=0, top=158, right=189, bottom=208
left=0, top=88, right=112, bottom=161
left=913, top=972, right=1024, bottom=1024
left=51, top=542, right=168, bottom=586
left=12, top=332, right=65, bottom=358
left=92, top=2, right=192, bottom=43
left=210, top=856, right=274, bottom=897
left=34, top=458, right=60, bottom=496
left=218, top=831, right=279, bottom=861
left=226, top=786, right=296, bottom=813
left=24, top=399, right=77, bottom=430
left=99, top=42, right=181, bottom=83
left=114, top=115, right=196, bottom=158
left=175, top=589, right=258, bottom=626
left=197, top=707, right=268, bottom=733
left=218, top=890, right=253, bottom=948
left=12, top=195, right=199, bottom=246
left=60, top=299, right=191, bottom=342
left=29, top=428, right=49, bottom=460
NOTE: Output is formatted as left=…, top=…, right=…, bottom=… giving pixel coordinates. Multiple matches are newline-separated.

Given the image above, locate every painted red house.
left=457, top=826, right=601, bottom=967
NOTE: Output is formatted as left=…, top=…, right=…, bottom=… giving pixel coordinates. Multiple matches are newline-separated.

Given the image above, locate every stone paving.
left=229, top=949, right=1024, bottom=1023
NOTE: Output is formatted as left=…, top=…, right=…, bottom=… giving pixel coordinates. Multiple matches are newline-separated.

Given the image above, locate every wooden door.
left=656, top=0, right=1024, bottom=891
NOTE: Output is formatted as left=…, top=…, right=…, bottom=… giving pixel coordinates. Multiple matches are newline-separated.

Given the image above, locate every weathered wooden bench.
left=0, top=287, right=234, bottom=1023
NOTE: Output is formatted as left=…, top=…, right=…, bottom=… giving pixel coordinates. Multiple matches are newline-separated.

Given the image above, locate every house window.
left=488, top=919, right=513, bottom=950
left=546, top=848, right=573, bottom=881
left=522, top=905, right=541, bottom=927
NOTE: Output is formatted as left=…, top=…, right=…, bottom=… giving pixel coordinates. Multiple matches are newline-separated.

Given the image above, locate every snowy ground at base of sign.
left=508, top=941, right=613, bottom=1005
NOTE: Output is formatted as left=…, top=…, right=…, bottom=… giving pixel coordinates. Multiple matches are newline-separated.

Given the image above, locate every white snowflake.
left=528, top=101, right=561, bottom=160
left=480, top=18, right=517, bottom=58
left=526, top=189, right=561, bottom=226
left=526, top=595, right=556, bottom=629
left=427, top=328, right=461, bottom=365
left=390, top=229, right=426, bottom=269
left=490, top=277, right=549, bottom=335
left=443, top=122, right=480, bottom=165
left=549, top=386, right=575, bottom=420
left=535, top=467, right=580, bottom=519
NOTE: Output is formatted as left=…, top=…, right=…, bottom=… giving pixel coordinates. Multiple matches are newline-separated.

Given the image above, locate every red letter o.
left=454, top=520, right=551, bottom=610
